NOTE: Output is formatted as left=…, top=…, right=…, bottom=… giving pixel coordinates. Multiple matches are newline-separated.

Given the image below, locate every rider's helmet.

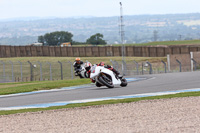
left=98, top=62, right=105, bottom=66
left=85, top=62, right=92, bottom=71
left=75, top=57, right=81, bottom=64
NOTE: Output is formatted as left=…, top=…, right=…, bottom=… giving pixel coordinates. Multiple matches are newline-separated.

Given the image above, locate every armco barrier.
left=0, top=45, right=200, bottom=58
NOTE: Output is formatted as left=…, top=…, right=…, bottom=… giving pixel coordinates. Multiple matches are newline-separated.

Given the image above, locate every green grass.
left=0, top=91, right=199, bottom=116
left=0, top=57, right=166, bottom=81
left=115, top=40, right=200, bottom=46
left=0, top=79, right=91, bottom=95
left=73, top=40, right=200, bottom=47
left=0, top=56, right=166, bottom=94
left=0, top=56, right=166, bottom=65
left=0, top=56, right=166, bottom=82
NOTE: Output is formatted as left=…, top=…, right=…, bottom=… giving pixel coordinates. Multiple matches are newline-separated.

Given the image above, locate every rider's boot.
left=112, top=68, right=120, bottom=76
left=118, top=75, right=123, bottom=79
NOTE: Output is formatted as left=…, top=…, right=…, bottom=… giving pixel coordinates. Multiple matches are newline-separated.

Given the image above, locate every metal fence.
left=110, top=60, right=168, bottom=76
left=0, top=58, right=199, bottom=83
left=110, top=58, right=200, bottom=76
left=0, top=61, right=74, bottom=83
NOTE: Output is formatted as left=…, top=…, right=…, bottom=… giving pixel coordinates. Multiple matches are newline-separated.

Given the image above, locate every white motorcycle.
left=75, top=62, right=91, bottom=78
left=90, top=65, right=128, bottom=88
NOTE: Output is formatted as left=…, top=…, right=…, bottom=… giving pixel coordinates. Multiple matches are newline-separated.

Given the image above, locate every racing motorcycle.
left=75, top=62, right=91, bottom=78
left=90, top=65, right=127, bottom=88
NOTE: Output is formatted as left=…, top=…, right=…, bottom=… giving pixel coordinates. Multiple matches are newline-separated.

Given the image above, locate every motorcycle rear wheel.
left=78, top=74, right=84, bottom=78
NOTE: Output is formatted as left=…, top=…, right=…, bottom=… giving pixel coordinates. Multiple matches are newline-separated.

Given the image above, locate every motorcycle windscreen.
left=90, top=65, right=98, bottom=78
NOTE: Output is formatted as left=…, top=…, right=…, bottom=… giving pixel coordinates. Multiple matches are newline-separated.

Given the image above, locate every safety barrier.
left=1, top=45, right=200, bottom=58
left=0, top=52, right=199, bottom=83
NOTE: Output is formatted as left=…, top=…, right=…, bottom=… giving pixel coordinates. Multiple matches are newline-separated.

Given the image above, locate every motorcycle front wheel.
left=120, top=78, right=128, bottom=87
left=98, top=76, right=114, bottom=88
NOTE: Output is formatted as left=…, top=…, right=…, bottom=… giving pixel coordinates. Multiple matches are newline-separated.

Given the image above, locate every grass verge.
left=0, top=91, right=200, bottom=116
left=116, top=40, right=200, bottom=46
left=71, top=40, right=200, bottom=46
left=0, top=79, right=91, bottom=95
left=0, top=56, right=166, bottom=64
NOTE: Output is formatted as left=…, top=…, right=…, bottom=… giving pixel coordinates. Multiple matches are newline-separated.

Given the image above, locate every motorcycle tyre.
left=84, top=72, right=90, bottom=78
left=78, top=74, right=84, bottom=79
left=120, top=78, right=128, bottom=87
left=96, top=82, right=102, bottom=87
left=99, top=76, right=114, bottom=88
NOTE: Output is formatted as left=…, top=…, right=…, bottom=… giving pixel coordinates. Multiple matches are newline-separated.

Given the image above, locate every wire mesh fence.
left=0, top=58, right=199, bottom=83
left=0, top=61, right=76, bottom=83
left=110, top=60, right=169, bottom=76
left=110, top=58, right=200, bottom=76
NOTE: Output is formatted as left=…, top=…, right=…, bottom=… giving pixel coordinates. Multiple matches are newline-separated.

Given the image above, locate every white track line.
left=1, top=88, right=200, bottom=111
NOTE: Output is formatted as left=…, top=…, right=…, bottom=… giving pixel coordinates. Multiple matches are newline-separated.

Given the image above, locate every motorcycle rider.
left=84, top=62, right=92, bottom=78
left=90, top=62, right=120, bottom=83
left=97, top=62, right=120, bottom=76
left=73, top=57, right=84, bottom=76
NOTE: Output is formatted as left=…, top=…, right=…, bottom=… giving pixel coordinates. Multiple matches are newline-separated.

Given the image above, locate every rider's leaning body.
left=89, top=62, right=120, bottom=83
left=97, top=62, right=120, bottom=76
left=73, top=58, right=84, bottom=75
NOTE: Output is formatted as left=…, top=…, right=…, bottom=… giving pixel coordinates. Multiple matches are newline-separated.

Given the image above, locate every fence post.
left=27, top=61, right=33, bottom=81
left=191, top=58, right=197, bottom=71
left=142, top=62, right=144, bottom=75
left=146, top=61, right=153, bottom=74
left=37, top=61, right=43, bottom=81
left=176, top=59, right=182, bottom=72
left=161, top=60, right=167, bottom=73
left=114, top=61, right=119, bottom=71
left=133, top=60, right=139, bottom=75
left=0, top=61, right=6, bottom=82
left=18, top=61, right=23, bottom=82
left=190, top=52, right=193, bottom=72
left=58, top=61, right=63, bottom=80
left=122, top=60, right=127, bottom=76
left=110, top=60, right=116, bottom=69
left=68, top=61, right=74, bottom=79
left=9, top=61, right=14, bottom=82
left=167, top=54, right=171, bottom=72
left=47, top=62, right=52, bottom=81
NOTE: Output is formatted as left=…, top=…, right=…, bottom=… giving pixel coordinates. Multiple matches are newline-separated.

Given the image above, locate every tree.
left=38, top=36, right=44, bottom=45
left=86, top=33, right=107, bottom=45
left=38, top=31, right=73, bottom=46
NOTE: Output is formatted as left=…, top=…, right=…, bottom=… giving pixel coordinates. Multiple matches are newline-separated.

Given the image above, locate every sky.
left=0, top=0, right=200, bottom=20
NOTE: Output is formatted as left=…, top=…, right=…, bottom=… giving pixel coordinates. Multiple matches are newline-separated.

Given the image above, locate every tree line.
left=38, top=31, right=107, bottom=46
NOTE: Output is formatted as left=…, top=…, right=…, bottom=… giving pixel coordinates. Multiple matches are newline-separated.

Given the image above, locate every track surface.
left=0, top=71, right=200, bottom=108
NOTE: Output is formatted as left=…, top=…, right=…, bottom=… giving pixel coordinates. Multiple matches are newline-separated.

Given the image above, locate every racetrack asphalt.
left=0, top=71, right=200, bottom=108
